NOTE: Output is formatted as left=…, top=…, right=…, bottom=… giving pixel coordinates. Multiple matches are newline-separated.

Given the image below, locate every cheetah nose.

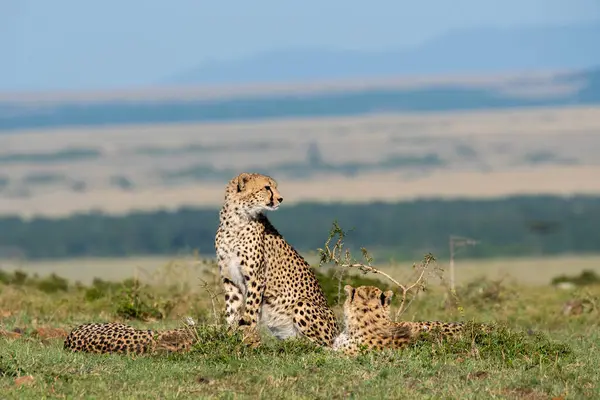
left=277, top=197, right=283, bottom=203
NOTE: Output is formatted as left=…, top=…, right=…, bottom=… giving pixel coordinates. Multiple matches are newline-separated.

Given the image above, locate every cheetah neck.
left=219, top=203, right=269, bottom=226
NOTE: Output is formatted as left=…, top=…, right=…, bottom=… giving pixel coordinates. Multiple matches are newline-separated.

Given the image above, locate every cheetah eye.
left=264, top=185, right=271, bottom=191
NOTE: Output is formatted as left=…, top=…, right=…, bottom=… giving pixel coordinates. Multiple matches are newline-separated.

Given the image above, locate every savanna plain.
left=2, top=105, right=600, bottom=217
left=2, top=102, right=600, bottom=398
left=1, top=248, right=599, bottom=399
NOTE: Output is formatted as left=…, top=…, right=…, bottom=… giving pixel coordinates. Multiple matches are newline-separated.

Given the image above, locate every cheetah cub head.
left=225, top=172, right=284, bottom=217
left=343, top=285, right=394, bottom=324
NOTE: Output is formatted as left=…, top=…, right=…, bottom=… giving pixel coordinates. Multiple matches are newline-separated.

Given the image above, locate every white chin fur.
left=247, top=205, right=278, bottom=218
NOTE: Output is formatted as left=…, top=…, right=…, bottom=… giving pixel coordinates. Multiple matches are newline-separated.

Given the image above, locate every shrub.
left=11, top=270, right=28, bottom=286
left=115, top=279, right=172, bottom=321
left=551, top=270, right=600, bottom=287
left=84, top=278, right=122, bottom=302
left=36, top=273, right=69, bottom=293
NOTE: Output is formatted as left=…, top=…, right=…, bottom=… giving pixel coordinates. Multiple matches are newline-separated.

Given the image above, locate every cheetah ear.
left=344, top=285, right=355, bottom=301
left=236, top=173, right=252, bottom=192
left=381, top=290, right=394, bottom=307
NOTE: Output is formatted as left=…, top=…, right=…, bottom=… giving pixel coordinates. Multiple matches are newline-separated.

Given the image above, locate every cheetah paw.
left=240, top=328, right=261, bottom=348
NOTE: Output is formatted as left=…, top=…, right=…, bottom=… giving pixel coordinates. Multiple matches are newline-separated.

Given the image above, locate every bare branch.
left=198, top=277, right=223, bottom=324
left=318, top=221, right=441, bottom=319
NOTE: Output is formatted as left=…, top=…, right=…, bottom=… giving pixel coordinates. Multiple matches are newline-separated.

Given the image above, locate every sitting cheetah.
left=215, top=172, right=338, bottom=347
left=333, top=285, right=490, bottom=355
left=63, top=322, right=197, bottom=354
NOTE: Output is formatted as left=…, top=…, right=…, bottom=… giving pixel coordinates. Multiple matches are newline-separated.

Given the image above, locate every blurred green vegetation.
left=0, top=195, right=597, bottom=260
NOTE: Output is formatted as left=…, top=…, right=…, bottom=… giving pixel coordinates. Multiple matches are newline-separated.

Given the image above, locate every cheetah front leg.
left=331, top=333, right=360, bottom=356
left=221, top=277, right=245, bottom=328
left=292, top=300, right=339, bottom=347
left=216, top=247, right=246, bottom=329
left=217, top=236, right=267, bottom=346
left=238, top=257, right=267, bottom=347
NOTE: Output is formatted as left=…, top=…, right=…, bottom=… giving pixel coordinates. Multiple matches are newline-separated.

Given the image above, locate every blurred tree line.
left=0, top=195, right=598, bottom=261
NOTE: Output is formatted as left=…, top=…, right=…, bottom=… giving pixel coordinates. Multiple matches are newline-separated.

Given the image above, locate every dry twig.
left=198, top=277, right=223, bottom=324
left=318, top=221, right=440, bottom=319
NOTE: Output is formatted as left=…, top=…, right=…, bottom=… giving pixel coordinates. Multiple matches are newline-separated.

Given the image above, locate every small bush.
left=84, top=286, right=106, bottom=302
left=0, top=270, right=29, bottom=286
left=36, top=273, right=69, bottom=293
left=0, top=270, right=71, bottom=293
left=11, top=270, right=28, bottom=286
left=0, top=269, right=10, bottom=285
left=115, top=279, right=172, bottom=321
left=551, top=270, right=600, bottom=287
left=84, top=278, right=122, bottom=302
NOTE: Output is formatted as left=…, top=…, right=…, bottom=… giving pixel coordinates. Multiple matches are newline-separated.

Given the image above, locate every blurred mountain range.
left=2, top=22, right=600, bottom=132
left=1, top=66, right=600, bottom=132
left=168, top=23, right=600, bottom=85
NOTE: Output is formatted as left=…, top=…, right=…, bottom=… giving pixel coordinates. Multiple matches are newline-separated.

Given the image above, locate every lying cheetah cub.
left=333, top=285, right=489, bottom=355
left=64, top=322, right=197, bottom=354
left=215, top=172, right=338, bottom=347
left=332, top=285, right=412, bottom=355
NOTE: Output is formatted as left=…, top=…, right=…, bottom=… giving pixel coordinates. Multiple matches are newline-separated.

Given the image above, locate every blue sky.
left=1, top=0, right=599, bottom=92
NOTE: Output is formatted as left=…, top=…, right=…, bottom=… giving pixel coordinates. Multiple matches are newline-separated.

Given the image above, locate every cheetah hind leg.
left=292, top=300, right=339, bottom=347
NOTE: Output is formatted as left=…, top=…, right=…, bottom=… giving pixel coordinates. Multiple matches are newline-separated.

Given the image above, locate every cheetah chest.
left=217, top=223, right=265, bottom=294
left=217, top=244, right=247, bottom=295
left=228, top=255, right=246, bottom=294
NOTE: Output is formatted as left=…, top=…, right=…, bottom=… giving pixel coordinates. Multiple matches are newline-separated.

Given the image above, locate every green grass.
left=1, top=259, right=600, bottom=399
left=2, top=331, right=595, bottom=400
left=1, top=319, right=597, bottom=399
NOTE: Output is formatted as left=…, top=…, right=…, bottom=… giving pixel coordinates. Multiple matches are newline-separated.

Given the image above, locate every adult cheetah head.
left=225, top=172, right=283, bottom=217
left=343, top=285, right=394, bottom=322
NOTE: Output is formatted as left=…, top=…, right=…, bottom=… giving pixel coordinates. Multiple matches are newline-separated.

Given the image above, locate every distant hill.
left=169, top=23, right=600, bottom=85
left=1, top=66, right=600, bottom=132
left=569, top=66, right=600, bottom=104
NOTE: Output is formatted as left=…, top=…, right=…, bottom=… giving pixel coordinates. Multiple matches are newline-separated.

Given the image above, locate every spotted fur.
left=215, top=172, right=339, bottom=347
left=63, top=322, right=196, bottom=354
left=333, top=285, right=489, bottom=355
